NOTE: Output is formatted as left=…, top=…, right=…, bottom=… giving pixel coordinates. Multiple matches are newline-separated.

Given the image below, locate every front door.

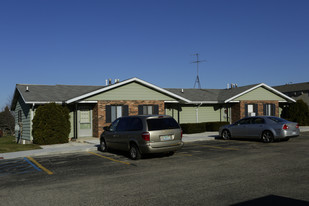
left=78, top=106, right=92, bottom=137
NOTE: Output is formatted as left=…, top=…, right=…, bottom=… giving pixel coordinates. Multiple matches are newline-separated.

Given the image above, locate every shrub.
left=180, top=121, right=229, bottom=134
left=180, top=123, right=206, bottom=134
left=32, top=103, right=70, bottom=145
left=205, top=122, right=229, bottom=131
left=281, top=99, right=309, bottom=126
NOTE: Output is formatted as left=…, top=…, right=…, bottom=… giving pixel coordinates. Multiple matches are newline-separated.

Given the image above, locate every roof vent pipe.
left=109, top=79, right=112, bottom=85
left=105, top=79, right=108, bottom=86
left=181, top=89, right=184, bottom=93
left=26, top=86, right=29, bottom=92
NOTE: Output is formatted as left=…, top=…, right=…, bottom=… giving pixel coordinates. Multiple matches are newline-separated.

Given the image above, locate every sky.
left=1, top=0, right=309, bottom=109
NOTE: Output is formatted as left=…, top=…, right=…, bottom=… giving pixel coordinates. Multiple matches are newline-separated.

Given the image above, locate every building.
left=274, top=82, right=309, bottom=107
left=11, top=77, right=295, bottom=143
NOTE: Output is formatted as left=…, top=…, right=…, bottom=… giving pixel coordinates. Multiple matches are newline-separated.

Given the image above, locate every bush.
left=32, top=103, right=71, bottom=145
left=205, top=122, right=229, bottom=131
left=180, top=123, right=206, bottom=134
left=281, top=99, right=309, bottom=126
left=181, top=121, right=229, bottom=134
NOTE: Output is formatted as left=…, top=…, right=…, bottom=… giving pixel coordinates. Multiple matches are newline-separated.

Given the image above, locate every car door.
left=248, top=117, right=266, bottom=139
left=104, top=118, right=120, bottom=149
left=230, top=118, right=251, bottom=138
left=115, top=118, right=130, bottom=151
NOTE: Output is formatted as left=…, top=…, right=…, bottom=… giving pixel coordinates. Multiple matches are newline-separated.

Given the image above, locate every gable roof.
left=65, top=77, right=190, bottom=104
left=11, top=78, right=191, bottom=109
left=273, top=82, right=309, bottom=93
left=167, top=83, right=295, bottom=103
left=11, top=78, right=295, bottom=110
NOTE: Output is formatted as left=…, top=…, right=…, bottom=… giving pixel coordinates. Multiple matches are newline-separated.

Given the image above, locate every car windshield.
left=267, top=117, right=287, bottom=123
left=147, top=118, right=180, bottom=131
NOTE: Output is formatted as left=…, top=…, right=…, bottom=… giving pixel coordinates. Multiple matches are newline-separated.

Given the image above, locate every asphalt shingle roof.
left=16, top=84, right=105, bottom=102
left=166, top=84, right=260, bottom=102
left=273, top=82, right=309, bottom=93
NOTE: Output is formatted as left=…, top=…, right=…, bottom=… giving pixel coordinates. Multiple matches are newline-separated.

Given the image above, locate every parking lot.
left=1, top=133, right=309, bottom=205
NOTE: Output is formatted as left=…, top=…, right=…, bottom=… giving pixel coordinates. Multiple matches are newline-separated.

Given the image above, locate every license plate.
left=160, top=135, right=172, bottom=141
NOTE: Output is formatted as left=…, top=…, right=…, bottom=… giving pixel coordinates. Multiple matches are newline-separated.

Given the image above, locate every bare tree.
left=0, top=106, right=15, bottom=136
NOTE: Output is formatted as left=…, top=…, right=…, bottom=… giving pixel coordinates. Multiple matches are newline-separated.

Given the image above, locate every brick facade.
left=231, top=100, right=279, bottom=123
left=92, top=100, right=165, bottom=137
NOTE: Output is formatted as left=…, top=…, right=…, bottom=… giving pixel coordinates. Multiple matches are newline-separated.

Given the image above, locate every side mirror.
left=103, top=126, right=110, bottom=131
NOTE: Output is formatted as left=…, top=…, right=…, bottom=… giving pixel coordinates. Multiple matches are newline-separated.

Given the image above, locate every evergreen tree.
left=32, top=103, right=70, bottom=144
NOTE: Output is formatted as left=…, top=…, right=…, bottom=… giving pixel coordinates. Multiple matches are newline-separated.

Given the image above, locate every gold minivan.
left=99, top=115, right=184, bottom=160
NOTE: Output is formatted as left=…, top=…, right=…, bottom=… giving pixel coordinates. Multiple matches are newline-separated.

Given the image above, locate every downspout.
left=74, top=103, right=78, bottom=140
left=196, top=103, right=203, bottom=123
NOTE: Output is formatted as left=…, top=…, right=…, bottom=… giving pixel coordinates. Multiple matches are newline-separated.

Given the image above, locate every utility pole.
left=192, top=53, right=206, bottom=89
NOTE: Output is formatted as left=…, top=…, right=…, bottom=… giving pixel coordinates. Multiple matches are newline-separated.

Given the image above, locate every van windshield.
left=147, top=118, right=180, bottom=131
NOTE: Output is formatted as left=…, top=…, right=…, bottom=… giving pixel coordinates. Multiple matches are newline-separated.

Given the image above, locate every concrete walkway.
left=1, top=127, right=308, bottom=160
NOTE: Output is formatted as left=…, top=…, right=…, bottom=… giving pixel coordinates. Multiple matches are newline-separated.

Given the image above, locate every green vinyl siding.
left=235, top=87, right=285, bottom=101
left=165, top=104, right=179, bottom=122
left=15, top=97, right=32, bottom=141
left=166, top=104, right=226, bottom=124
left=85, top=82, right=176, bottom=101
left=197, top=105, right=225, bottom=122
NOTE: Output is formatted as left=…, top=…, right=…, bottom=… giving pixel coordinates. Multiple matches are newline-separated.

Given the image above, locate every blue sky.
left=1, top=0, right=308, bottom=109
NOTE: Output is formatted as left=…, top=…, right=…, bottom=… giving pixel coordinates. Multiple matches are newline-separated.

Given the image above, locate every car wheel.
left=100, top=139, right=107, bottom=152
left=166, top=151, right=175, bottom=156
left=262, top=131, right=274, bottom=143
left=129, top=144, right=141, bottom=160
left=222, top=129, right=231, bottom=140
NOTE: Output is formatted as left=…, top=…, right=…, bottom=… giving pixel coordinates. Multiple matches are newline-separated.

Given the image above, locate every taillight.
left=282, top=124, right=289, bottom=130
left=142, top=132, right=150, bottom=141
left=296, top=123, right=299, bottom=129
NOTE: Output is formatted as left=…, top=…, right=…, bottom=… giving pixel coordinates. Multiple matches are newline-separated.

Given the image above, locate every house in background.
left=11, top=77, right=295, bottom=144
left=274, top=82, right=309, bottom=107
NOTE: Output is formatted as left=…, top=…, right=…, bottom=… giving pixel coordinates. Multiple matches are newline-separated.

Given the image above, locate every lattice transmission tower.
left=192, top=53, right=206, bottom=89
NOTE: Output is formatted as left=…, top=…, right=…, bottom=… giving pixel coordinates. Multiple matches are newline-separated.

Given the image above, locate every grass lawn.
left=0, top=136, right=41, bottom=153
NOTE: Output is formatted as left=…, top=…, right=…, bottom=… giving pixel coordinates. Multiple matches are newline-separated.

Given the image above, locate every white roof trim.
left=188, top=101, right=219, bottom=104
left=224, top=83, right=296, bottom=103
left=66, top=77, right=191, bottom=104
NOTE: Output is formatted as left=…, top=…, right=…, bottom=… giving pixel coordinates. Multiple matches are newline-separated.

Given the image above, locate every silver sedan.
left=219, top=116, right=300, bottom=143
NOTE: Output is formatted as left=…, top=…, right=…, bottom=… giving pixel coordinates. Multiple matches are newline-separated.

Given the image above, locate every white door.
left=78, top=106, right=92, bottom=137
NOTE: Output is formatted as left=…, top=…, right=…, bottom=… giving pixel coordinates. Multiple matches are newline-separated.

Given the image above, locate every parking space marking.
left=26, top=156, right=53, bottom=175
left=88, top=152, right=131, bottom=165
left=0, top=158, right=40, bottom=177
left=202, top=145, right=239, bottom=151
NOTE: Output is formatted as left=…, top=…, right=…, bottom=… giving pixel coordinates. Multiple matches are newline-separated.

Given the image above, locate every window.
left=263, top=104, right=275, bottom=116
left=245, top=104, right=258, bottom=117
left=18, top=110, right=22, bottom=123
left=237, top=118, right=251, bottom=125
left=147, top=118, right=180, bottom=131
left=252, top=117, right=265, bottom=124
left=106, top=105, right=128, bottom=123
left=138, top=105, right=159, bottom=115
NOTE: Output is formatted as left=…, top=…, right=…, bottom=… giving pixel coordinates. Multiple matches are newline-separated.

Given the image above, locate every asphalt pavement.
left=0, top=132, right=219, bottom=160
left=1, top=126, right=309, bottom=160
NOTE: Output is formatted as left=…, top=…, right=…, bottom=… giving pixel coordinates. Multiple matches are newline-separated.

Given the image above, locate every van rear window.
left=147, top=118, right=180, bottom=131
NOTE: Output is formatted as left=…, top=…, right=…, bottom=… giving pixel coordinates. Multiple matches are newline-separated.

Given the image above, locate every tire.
left=129, top=144, right=141, bottom=160
left=262, top=131, right=274, bottom=143
left=166, top=151, right=175, bottom=156
left=221, top=129, right=231, bottom=140
left=99, top=139, right=107, bottom=152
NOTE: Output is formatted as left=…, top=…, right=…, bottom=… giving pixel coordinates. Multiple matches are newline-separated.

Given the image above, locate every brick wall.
left=231, top=101, right=279, bottom=123
left=92, top=100, right=165, bottom=137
